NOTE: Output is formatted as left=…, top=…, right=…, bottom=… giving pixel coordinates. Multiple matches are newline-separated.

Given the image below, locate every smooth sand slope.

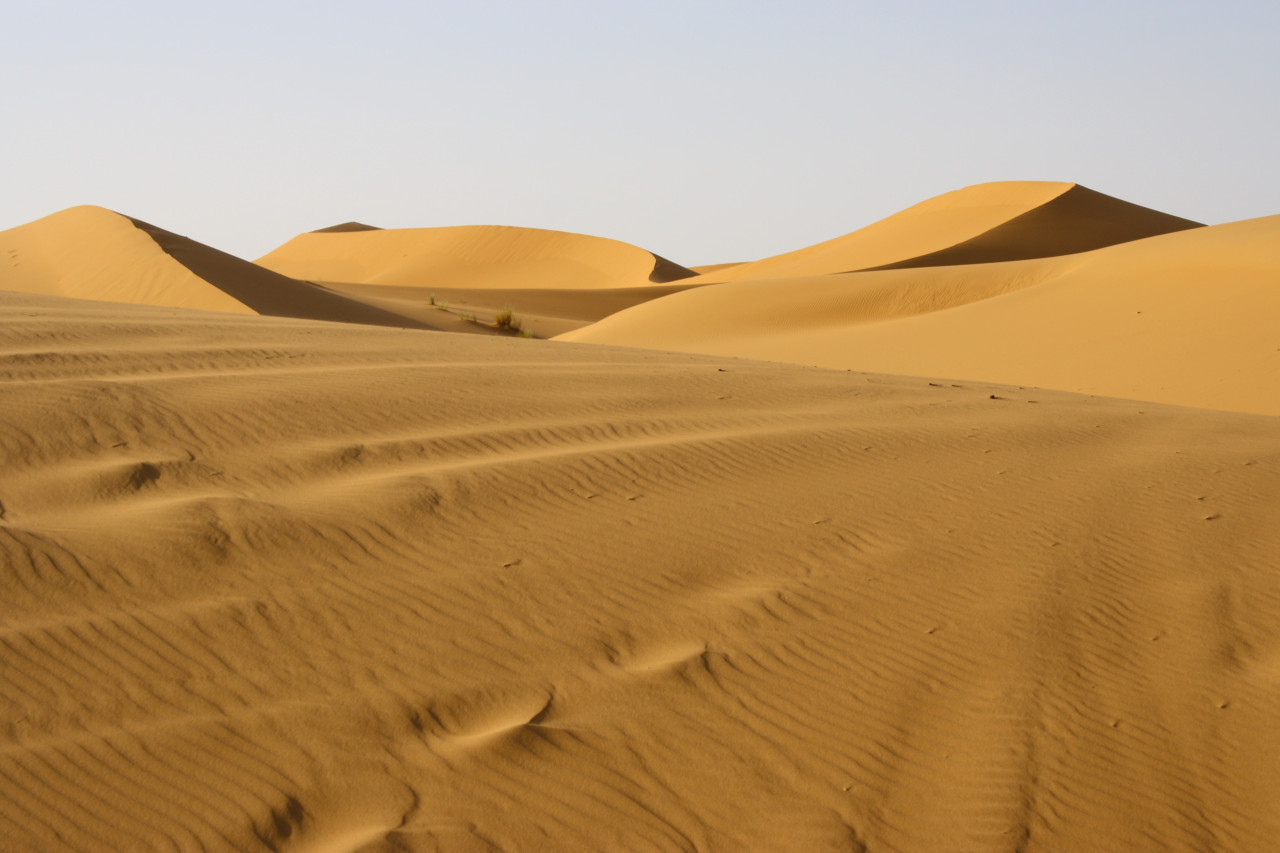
left=256, top=223, right=697, bottom=290
left=3, top=290, right=1279, bottom=852
left=687, top=181, right=1201, bottom=283
left=563, top=214, right=1280, bottom=415
left=0, top=207, right=430, bottom=329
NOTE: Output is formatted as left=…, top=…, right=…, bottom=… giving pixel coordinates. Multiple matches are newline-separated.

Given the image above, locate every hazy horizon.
left=4, top=0, right=1278, bottom=265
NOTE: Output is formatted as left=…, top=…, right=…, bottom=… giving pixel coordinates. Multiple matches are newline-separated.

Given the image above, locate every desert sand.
left=1, top=182, right=1278, bottom=852
left=563, top=189, right=1280, bottom=416
left=252, top=222, right=700, bottom=338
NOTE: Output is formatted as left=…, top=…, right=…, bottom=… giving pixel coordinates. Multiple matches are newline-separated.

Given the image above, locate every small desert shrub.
left=493, top=307, right=521, bottom=331
left=428, top=293, right=436, bottom=305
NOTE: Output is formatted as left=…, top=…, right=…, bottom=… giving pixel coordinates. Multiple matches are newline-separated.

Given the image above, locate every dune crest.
left=311, top=221, right=382, bottom=233
left=562, top=213, right=1280, bottom=415
left=255, top=224, right=698, bottom=290
left=0, top=206, right=430, bottom=328
left=0, top=205, right=255, bottom=314
left=693, top=181, right=1201, bottom=283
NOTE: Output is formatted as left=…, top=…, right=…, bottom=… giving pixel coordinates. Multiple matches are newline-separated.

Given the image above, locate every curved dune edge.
left=561, top=214, right=1280, bottom=415
left=255, top=224, right=698, bottom=290
left=0, top=206, right=256, bottom=314
left=2, top=290, right=1278, bottom=850
left=693, top=181, right=1201, bottom=283
left=0, top=206, right=432, bottom=329
left=125, top=216, right=433, bottom=328
left=311, top=221, right=382, bottom=233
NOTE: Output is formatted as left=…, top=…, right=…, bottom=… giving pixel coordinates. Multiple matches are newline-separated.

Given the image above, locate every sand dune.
left=256, top=223, right=697, bottom=290
left=690, top=181, right=1201, bottom=283
left=0, top=206, right=431, bottom=329
left=562, top=213, right=1280, bottom=415
left=2, top=289, right=1279, bottom=851
left=0, top=206, right=255, bottom=314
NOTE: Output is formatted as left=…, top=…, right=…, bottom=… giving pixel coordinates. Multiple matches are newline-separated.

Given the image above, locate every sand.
left=562, top=212, right=1280, bottom=416
left=0, top=206, right=433, bottom=330
left=2, top=181, right=1278, bottom=851
left=682, top=181, right=1202, bottom=284
left=255, top=223, right=697, bottom=290
left=0, top=208, right=689, bottom=337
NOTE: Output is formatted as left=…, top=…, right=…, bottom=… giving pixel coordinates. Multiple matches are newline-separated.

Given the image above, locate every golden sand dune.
left=692, top=181, right=1201, bottom=283
left=256, top=223, right=698, bottom=290
left=0, top=206, right=430, bottom=329
left=2, top=290, right=1278, bottom=851
left=562, top=213, right=1280, bottom=415
left=0, top=206, right=254, bottom=314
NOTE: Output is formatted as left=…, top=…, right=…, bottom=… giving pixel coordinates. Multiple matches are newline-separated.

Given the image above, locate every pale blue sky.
left=3, top=1, right=1277, bottom=265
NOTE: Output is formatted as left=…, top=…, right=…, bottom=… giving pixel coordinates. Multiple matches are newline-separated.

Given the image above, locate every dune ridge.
left=0, top=206, right=430, bottom=329
left=311, top=222, right=382, bottom=234
left=561, top=213, right=1280, bottom=415
left=691, top=181, right=1201, bottom=283
left=125, top=216, right=433, bottom=328
left=255, top=224, right=698, bottom=290
left=2, top=290, right=1279, bottom=851
left=0, top=206, right=255, bottom=314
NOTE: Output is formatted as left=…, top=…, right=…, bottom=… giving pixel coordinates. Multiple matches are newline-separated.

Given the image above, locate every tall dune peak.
left=692, top=180, right=1202, bottom=283
left=0, top=205, right=426, bottom=328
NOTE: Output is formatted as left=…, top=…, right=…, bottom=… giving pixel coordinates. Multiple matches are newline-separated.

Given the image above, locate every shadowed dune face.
left=0, top=206, right=255, bottom=314
left=692, top=181, right=1202, bottom=283
left=561, top=214, right=1280, bottom=416
left=2, top=291, right=1280, bottom=851
left=256, top=224, right=697, bottom=290
left=310, top=221, right=382, bottom=233
left=125, top=216, right=434, bottom=328
left=0, top=206, right=430, bottom=329
left=863, top=184, right=1203, bottom=270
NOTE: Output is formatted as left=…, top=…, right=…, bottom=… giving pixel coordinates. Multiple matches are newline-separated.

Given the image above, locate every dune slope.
left=562, top=214, right=1280, bottom=415
left=255, top=224, right=697, bottom=290
left=2, top=290, right=1278, bottom=852
left=695, top=181, right=1201, bottom=283
left=0, top=206, right=254, bottom=314
left=0, top=206, right=429, bottom=328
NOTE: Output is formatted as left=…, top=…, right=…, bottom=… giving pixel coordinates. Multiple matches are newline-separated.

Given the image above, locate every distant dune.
left=691, top=181, right=1201, bottom=283
left=256, top=223, right=698, bottom=290
left=2, top=290, right=1278, bottom=851
left=0, top=206, right=430, bottom=328
left=311, top=221, right=382, bottom=233
left=562, top=213, right=1280, bottom=415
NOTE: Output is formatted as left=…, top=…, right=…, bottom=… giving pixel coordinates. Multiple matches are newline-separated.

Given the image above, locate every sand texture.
left=2, top=289, right=1279, bottom=852
left=2, top=179, right=1279, bottom=851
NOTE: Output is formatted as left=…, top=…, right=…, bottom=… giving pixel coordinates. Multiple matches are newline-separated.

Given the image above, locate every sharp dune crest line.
left=2, top=291, right=1279, bottom=851
left=0, top=206, right=431, bottom=329
left=562, top=213, right=1280, bottom=415
left=687, top=181, right=1202, bottom=283
left=0, top=206, right=255, bottom=314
